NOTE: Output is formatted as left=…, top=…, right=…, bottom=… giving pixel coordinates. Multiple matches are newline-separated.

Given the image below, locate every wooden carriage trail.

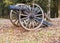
left=0, top=18, right=60, bottom=43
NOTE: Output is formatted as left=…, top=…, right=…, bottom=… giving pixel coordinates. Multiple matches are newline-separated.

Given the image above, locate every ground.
left=0, top=18, right=60, bottom=43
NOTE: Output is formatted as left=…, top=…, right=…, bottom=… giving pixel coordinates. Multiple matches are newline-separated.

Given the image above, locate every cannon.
left=9, top=3, right=52, bottom=30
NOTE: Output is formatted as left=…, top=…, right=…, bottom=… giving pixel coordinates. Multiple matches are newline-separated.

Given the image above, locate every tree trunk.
left=50, top=0, right=58, bottom=18
left=58, top=0, right=60, bottom=17
left=1, top=0, right=5, bottom=18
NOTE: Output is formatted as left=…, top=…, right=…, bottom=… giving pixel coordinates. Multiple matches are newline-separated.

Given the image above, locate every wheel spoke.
left=24, top=20, right=27, bottom=25
left=23, top=11, right=29, bottom=15
left=14, top=19, right=18, bottom=23
left=36, top=10, right=41, bottom=13
left=20, top=14, right=27, bottom=17
left=21, top=18, right=29, bottom=26
left=28, top=5, right=31, bottom=12
left=32, top=20, right=35, bottom=28
left=29, top=21, right=31, bottom=29
left=34, top=7, right=39, bottom=12
left=26, top=6, right=31, bottom=13
left=31, top=3, right=34, bottom=12
left=20, top=14, right=28, bottom=20
left=34, top=19, right=39, bottom=26
left=32, top=21, right=34, bottom=28
left=25, top=19, right=29, bottom=27
left=17, top=20, right=19, bottom=25
left=15, top=20, right=18, bottom=24
left=13, top=11, right=17, bottom=14
left=35, top=14, right=42, bottom=17
left=32, top=20, right=39, bottom=28
left=21, top=17, right=27, bottom=21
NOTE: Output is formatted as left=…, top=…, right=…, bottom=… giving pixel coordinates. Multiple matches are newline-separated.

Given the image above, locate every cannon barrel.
left=9, top=5, right=20, bottom=10
left=9, top=5, right=28, bottom=10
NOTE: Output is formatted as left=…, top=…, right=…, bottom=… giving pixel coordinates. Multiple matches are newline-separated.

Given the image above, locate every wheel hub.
left=29, top=13, right=35, bottom=20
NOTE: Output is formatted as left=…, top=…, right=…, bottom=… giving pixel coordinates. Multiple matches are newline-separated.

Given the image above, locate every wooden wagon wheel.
left=19, top=3, right=44, bottom=30
left=10, top=4, right=28, bottom=27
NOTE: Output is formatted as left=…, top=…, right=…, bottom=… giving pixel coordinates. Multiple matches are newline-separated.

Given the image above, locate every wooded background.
left=0, top=0, right=59, bottom=18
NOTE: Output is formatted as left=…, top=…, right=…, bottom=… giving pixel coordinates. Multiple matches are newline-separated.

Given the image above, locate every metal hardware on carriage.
left=9, top=4, right=53, bottom=30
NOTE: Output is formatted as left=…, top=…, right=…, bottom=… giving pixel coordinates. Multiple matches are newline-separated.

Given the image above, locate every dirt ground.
left=0, top=18, right=60, bottom=43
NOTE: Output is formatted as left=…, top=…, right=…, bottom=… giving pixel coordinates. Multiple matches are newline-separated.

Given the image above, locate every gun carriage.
left=9, top=3, right=52, bottom=30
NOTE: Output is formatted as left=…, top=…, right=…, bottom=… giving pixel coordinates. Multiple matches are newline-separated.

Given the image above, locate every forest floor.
left=0, top=18, right=60, bottom=43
